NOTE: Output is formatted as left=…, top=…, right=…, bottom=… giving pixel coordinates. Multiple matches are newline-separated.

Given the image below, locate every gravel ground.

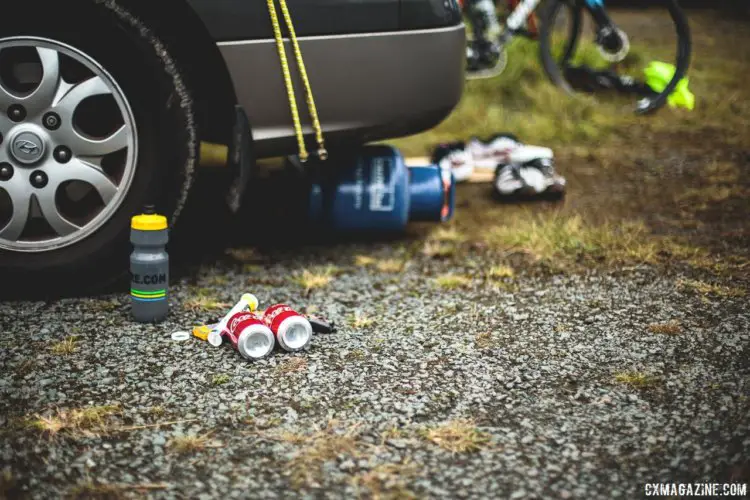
left=1, top=243, right=749, bottom=499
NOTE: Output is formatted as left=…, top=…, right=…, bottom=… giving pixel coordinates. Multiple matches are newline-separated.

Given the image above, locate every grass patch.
left=26, top=405, right=122, bottom=439
left=370, top=338, right=386, bottom=353
left=90, top=300, right=120, bottom=313
left=486, top=214, right=665, bottom=264
left=269, top=422, right=363, bottom=489
left=291, top=266, right=337, bottom=294
left=17, top=359, right=36, bottom=376
left=276, top=357, right=308, bottom=375
left=487, top=265, right=515, bottom=280
left=648, top=320, right=682, bottom=335
left=227, top=248, right=264, bottom=263
left=168, top=433, right=220, bottom=455
left=346, top=349, right=366, bottom=361
left=211, top=374, right=230, bottom=386
left=349, top=312, right=376, bottom=329
left=422, top=241, right=458, bottom=259
left=184, top=287, right=231, bottom=312
left=148, top=406, right=166, bottom=418
left=206, top=275, right=229, bottom=286
left=394, top=38, right=619, bottom=156
left=613, top=371, right=658, bottom=389
left=677, top=279, right=746, bottom=298
left=376, top=259, right=405, bottom=274
left=352, top=461, right=420, bottom=500
left=50, top=336, right=79, bottom=356
left=420, top=419, right=491, bottom=453
left=354, top=255, right=377, bottom=267
left=380, top=426, right=407, bottom=444
left=430, top=227, right=467, bottom=244
left=475, top=332, right=496, bottom=349
left=435, top=274, right=472, bottom=290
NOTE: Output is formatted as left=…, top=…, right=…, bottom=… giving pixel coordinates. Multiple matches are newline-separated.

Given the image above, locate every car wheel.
left=0, top=1, right=196, bottom=297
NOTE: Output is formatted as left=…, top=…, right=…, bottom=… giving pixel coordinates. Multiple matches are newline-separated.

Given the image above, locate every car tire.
left=0, top=1, right=198, bottom=298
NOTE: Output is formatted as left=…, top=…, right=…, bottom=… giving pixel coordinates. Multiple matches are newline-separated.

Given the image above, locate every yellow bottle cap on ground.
left=131, top=213, right=168, bottom=231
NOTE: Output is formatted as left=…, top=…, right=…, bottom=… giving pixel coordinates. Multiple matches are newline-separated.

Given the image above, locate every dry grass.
left=346, top=349, right=367, bottom=361
left=50, top=336, right=79, bottom=356
left=434, top=274, right=473, bottom=290
left=486, top=214, right=668, bottom=264
left=430, top=227, right=467, bottom=244
left=26, top=405, right=122, bottom=439
left=352, top=461, right=420, bottom=500
left=648, top=320, right=683, bottom=335
left=677, top=279, right=746, bottom=298
left=183, top=287, right=231, bottom=312
left=354, top=255, right=377, bottom=267
left=17, top=359, right=36, bottom=376
left=211, top=374, right=230, bottom=386
left=421, top=419, right=491, bottom=453
left=614, top=371, right=658, bottom=389
left=475, top=332, right=496, bottom=349
left=349, top=312, right=376, bottom=329
left=90, top=300, right=120, bottom=313
left=380, top=426, right=406, bottom=444
left=168, top=433, right=221, bottom=455
left=148, top=406, right=166, bottom=418
left=422, top=241, right=458, bottom=259
left=226, top=247, right=264, bottom=263
left=206, top=275, right=230, bottom=286
left=276, top=357, right=308, bottom=375
left=291, top=266, right=337, bottom=294
left=487, top=265, right=515, bottom=280
left=275, top=422, right=363, bottom=489
left=376, top=259, right=405, bottom=274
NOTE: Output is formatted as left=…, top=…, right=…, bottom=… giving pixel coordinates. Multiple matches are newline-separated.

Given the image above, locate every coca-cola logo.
left=264, top=305, right=294, bottom=325
left=229, top=312, right=255, bottom=332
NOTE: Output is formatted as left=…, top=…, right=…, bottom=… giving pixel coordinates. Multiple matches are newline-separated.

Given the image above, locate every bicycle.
left=461, top=0, right=692, bottom=114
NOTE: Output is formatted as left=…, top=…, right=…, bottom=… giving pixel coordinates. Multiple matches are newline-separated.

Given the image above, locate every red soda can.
left=224, top=312, right=275, bottom=360
left=263, top=304, right=313, bottom=352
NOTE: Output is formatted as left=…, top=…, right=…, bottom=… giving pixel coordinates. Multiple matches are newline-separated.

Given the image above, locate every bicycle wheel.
left=538, top=0, right=692, bottom=114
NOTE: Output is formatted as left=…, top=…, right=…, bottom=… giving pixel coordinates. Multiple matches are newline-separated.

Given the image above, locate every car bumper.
left=218, top=24, right=465, bottom=158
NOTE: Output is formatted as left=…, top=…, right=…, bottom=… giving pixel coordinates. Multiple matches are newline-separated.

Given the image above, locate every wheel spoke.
left=25, top=48, right=61, bottom=116
left=0, top=111, right=11, bottom=133
left=0, top=78, right=21, bottom=114
left=68, top=125, right=129, bottom=157
left=0, top=188, right=31, bottom=241
left=60, top=158, right=118, bottom=204
left=34, top=189, right=80, bottom=237
left=53, top=76, right=112, bottom=115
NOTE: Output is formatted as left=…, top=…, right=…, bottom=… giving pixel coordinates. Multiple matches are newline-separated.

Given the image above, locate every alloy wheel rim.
left=0, top=37, right=137, bottom=253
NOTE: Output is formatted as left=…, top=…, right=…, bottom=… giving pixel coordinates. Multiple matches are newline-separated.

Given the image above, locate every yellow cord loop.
left=266, top=0, right=327, bottom=162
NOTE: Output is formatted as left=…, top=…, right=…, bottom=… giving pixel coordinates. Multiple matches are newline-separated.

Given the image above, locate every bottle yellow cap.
left=131, top=213, right=168, bottom=231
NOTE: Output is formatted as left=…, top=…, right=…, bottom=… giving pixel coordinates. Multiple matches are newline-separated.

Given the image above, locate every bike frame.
left=582, top=0, right=618, bottom=34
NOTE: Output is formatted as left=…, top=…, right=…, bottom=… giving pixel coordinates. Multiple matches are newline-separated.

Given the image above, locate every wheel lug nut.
left=54, top=146, right=72, bottom=163
left=29, top=170, right=48, bottom=189
left=43, top=112, right=61, bottom=130
left=0, top=162, right=13, bottom=181
left=8, top=104, right=26, bottom=122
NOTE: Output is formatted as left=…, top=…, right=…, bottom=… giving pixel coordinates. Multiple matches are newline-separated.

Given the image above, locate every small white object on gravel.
left=171, top=331, right=191, bottom=341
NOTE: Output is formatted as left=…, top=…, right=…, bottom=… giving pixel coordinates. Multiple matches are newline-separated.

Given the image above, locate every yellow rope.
left=266, top=0, right=327, bottom=162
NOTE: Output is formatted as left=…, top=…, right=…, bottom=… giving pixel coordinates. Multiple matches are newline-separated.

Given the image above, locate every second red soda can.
left=263, top=304, right=313, bottom=352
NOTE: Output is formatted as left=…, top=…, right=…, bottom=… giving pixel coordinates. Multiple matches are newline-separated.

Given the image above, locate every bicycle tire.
left=538, top=0, right=692, bottom=114
left=539, top=0, right=582, bottom=94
